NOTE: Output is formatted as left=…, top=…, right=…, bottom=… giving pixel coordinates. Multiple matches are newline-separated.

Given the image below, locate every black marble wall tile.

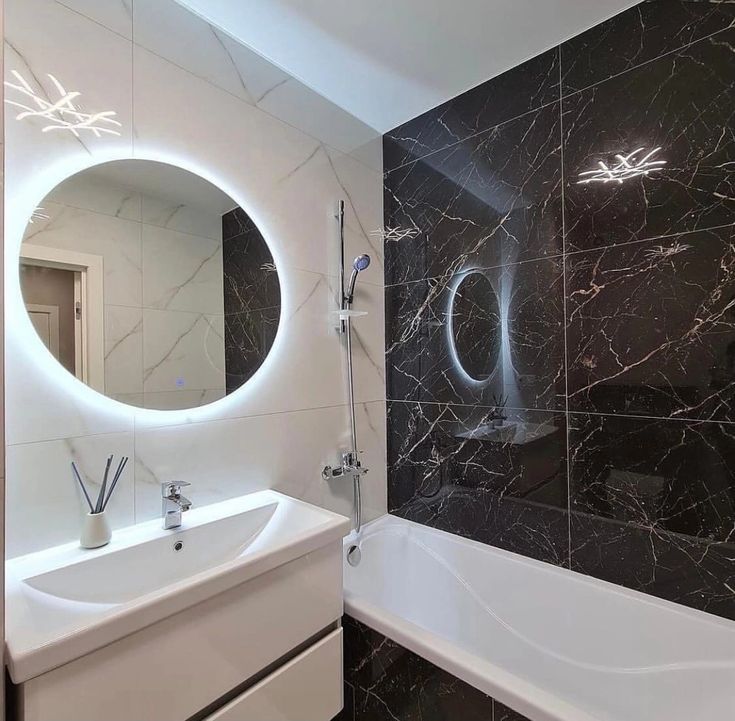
left=566, top=227, right=735, bottom=421
left=384, top=48, right=560, bottom=171
left=386, top=257, right=565, bottom=410
left=383, top=0, right=735, bottom=631
left=333, top=682, right=354, bottom=721
left=221, top=207, right=280, bottom=394
left=222, top=208, right=281, bottom=315
left=343, top=616, right=522, bottom=721
left=388, top=402, right=569, bottom=565
left=570, top=513, right=735, bottom=621
left=224, top=307, right=280, bottom=394
left=569, top=413, right=735, bottom=542
left=562, top=0, right=735, bottom=94
left=563, top=30, right=735, bottom=253
left=384, top=102, right=563, bottom=285
left=495, top=702, right=533, bottom=721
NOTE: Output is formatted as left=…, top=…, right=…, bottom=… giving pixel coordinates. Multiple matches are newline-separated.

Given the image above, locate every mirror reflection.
left=451, top=271, right=501, bottom=382
left=20, top=160, right=280, bottom=411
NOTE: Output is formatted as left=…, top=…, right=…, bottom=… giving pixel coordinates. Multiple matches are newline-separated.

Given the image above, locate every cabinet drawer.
left=17, top=543, right=343, bottom=721
left=206, top=629, right=343, bottom=721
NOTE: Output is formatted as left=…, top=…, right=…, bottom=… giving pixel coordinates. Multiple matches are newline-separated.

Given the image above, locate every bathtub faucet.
left=322, top=451, right=369, bottom=483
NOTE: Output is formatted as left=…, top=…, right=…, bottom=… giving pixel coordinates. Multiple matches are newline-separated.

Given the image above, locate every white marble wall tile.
left=256, top=77, right=379, bottom=163
left=5, top=353, right=133, bottom=444
left=325, top=146, right=384, bottom=287
left=131, top=0, right=379, bottom=160
left=48, top=175, right=141, bottom=221
left=337, top=275, right=386, bottom=407
left=132, top=0, right=266, bottom=105
left=56, top=0, right=133, bottom=39
left=141, top=224, right=223, bottom=313
left=140, top=194, right=222, bottom=240
left=133, top=266, right=383, bottom=431
left=132, top=46, right=320, bottom=272
left=143, top=388, right=225, bottom=411
left=111, top=392, right=144, bottom=407
left=6, top=431, right=135, bottom=557
left=343, top=134, right=384, bottom=175
left=23, top=202, right=142, bottom=307
left=142, top=309, right=225, bottom=394
left=104, top=305, right=143, bottom=395
left=4, top=0, right=133, bottom=195
left=5, top=0, right=386, bottom=554
left=133, top=399, right=386, bottom=524
left=132, top=47, right=382, bottom=283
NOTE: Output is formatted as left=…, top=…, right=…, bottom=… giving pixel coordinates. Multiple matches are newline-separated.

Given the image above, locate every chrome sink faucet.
left=161, top=481, right=192, bottom=529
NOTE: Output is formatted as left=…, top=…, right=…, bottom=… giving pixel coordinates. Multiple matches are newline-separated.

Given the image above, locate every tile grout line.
left=384, top=18, right=735, bottom=175
left=52, top=1, right=381, bottom=178
left=8, top=399, right=388, bottom=447
left=384, top=97, right=561, bottom=176
left=559, top=18, right=735, bottom=101
left=384, top=397, right=735, bottom=428
left=569, top=506, right=731, bottom=551
left=383, top=222, right=735, bottom=290
left=558, top=43, right=573, bottom=572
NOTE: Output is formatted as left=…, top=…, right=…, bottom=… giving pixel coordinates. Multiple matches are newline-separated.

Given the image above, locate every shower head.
left=346, top=254, right=371, bottom=303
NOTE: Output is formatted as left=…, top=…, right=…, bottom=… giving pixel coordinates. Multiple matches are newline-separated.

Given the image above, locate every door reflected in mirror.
left=20, top=160, right=280, bottom=411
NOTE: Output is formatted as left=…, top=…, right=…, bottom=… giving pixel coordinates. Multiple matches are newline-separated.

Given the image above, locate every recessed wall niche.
left=20, top=160, right=280, bottom=411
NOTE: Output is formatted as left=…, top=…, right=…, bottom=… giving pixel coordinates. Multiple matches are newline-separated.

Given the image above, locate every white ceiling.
left=176, top=0, right=639, bottom=133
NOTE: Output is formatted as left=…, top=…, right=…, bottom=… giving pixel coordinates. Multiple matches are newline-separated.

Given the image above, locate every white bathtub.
left=343, top=515, right=735, bottom=721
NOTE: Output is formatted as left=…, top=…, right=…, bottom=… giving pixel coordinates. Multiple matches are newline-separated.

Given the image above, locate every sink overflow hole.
left=173, top=541, right=184, bottom=552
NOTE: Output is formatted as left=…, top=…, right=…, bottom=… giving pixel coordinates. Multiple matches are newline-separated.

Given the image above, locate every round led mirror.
left=450, top=271, right=501, bottom=382
left=20, top=160, right=280, bottom=411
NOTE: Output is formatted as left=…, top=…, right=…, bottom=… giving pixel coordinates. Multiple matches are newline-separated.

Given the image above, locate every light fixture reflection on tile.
left=577, top=147, right=666, bottom=185
left=29, top=207, right=50, bottom=224
left=371, top=226, right=419, bottom=242
left=4, top=70, right=122, bottom=137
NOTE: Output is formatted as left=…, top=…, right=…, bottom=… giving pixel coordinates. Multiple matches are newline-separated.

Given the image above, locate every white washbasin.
left=6, top=490, right=350, bottom=683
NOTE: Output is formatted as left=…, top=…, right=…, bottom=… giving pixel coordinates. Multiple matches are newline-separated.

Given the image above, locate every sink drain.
left=346, top=544, right=361, bottom=566
left=173, top=541, right=184, bottom=552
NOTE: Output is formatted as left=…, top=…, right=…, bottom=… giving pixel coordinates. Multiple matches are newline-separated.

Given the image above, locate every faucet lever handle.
left=162, top=481, right=191, bottom=496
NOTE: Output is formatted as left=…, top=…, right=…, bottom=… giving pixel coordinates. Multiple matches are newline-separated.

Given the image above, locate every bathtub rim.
left=343, top=513, right=735, bottom=721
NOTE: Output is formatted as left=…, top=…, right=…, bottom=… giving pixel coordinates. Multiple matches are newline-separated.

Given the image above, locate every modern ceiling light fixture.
left=577, top=147, right=666, bottom=185
left=4, top=70, right=122, bottom=137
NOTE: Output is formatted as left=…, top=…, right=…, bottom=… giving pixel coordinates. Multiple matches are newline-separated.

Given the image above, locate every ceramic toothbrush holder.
left=80, top=511, right=111, bottom=549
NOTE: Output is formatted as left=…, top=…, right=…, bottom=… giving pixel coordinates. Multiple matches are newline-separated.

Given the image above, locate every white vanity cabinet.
left=204, top=629, right=343, bottom=721
left=6, top=493, right=349, bottom=721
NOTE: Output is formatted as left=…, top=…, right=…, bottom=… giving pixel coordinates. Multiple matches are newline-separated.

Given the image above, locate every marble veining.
left=570, top=512, right=735, bottom=622
left=563, top=27, right=735, bottom=252
left=384, top=0, right=735, bottom=623
left=388, top=402, right=569, bottom=566
left=341, top=615, right=531, bottom=721
left=384, top=48, right=560, bottom=172
left=5, top=0, right=387, bottom=561
left=222, top=207, right=281, bottom=392
left=561, top=0, right=735, bottom=95
left=384, top=102, right=563, bottom=286
left=566, top=227, right=735, bottom=421
left=569, top=412, right=735, bottom=543
left=386, top=257, right=565, bottom=411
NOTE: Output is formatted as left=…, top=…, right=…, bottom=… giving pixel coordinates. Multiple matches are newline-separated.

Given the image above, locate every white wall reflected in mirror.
left=19, top=160, right=281, bottom=411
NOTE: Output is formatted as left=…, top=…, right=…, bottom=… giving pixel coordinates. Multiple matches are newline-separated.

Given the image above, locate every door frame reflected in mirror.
left=20, top=243, right=105, bottom=393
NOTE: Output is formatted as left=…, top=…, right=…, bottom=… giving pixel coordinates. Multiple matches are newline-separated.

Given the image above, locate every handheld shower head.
left=346, top=254, right=371, bottom=303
